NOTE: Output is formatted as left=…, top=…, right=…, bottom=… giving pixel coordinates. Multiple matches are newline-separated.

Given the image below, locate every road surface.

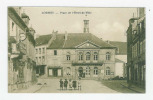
left=35, top=78, right=119, bottom=93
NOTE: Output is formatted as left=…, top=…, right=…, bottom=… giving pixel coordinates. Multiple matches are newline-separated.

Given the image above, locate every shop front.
left=48, top=67, right=63, bottom=77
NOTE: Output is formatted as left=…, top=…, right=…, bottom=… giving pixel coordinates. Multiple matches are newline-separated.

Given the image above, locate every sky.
left=23, top=7, right=137, bottom=42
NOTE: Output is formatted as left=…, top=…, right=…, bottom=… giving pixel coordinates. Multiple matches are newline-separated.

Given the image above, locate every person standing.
left=59, top=79, right=63, bottom=90
left=78, top=78, right=81, bottom=90
left=69, top=79, right=72, bottom=90
left=64, top=79, right=68, bottom=90
left=72, top=79, right=77, bottom=90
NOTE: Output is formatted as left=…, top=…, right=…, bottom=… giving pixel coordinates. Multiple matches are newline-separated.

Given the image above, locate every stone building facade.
left=127, top=8, right=145, bottom=88
left=35, top=34, right=52, bottom=76
left=8, top=7, right=37, bottom=92
left=46, top=33, right=116, bottom=80
left=109, top=41, right=127, bottom=78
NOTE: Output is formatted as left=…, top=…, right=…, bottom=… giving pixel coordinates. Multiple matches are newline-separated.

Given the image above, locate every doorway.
left=78, top=67, right=83, bottom=77
left=53, top=69, right=58, bottom=77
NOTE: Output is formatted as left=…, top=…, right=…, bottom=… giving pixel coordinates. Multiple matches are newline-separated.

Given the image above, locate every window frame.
left=86, top=52, right=91, bottom=61
left=39, top=48, right=41, bottom=54
left=93, top=52, right=98, bottom=61
left=78, top=52, right=83, bottom=61
left=94, top=67, right=98, bottom=75
left=54, top=50, right=57, bottom=55
left=106, top=52, right=111, bottom=60
left=86, top=66, right=90, bottom=75
left=106, top=67, right=110, bottom=75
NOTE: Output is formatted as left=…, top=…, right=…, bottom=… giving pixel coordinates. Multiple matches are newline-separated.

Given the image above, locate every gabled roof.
left=109, top=41, right=127, bottom=55
left=35, top=34, right=52, bottom=46
left=48, top=33, right=116, bottom=49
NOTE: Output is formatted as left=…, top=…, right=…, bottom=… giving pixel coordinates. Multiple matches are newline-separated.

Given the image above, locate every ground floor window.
left=106, top=67, right=110, bottom=75
left=94, top=67, right=98, bottom=75
left=48, top=69, right=53, bottom=76
left=48, top=68, right=62, bottom=77
left=86, top=66, right=90, bottom=75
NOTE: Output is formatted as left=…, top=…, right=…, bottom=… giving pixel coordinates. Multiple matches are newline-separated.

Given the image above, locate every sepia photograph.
left=8, top=7, right=145, bottom=93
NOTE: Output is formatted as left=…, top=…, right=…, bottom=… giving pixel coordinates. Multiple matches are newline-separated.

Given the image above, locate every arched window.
left=94, top=52, right=98, bottom=60
left=66, top=52, right=71, bottom=60
left=106, top=67, right=110, bottom=75
left=86, top=66, right=90, bottom=75
left=94, top=67, right=98, bottom=75
left=106, top=52, right=111, bottom=60
left=78, top=52, right=83, bottom=61
left=86, top=52, right=90, bottom=60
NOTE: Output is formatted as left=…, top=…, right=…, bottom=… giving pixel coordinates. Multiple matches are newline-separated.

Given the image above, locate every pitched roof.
left=48, top=33, right=116, bottom=49
left=8, top=7, right=28, bottom=31
left=109, top=41, right=127, bottom=55
left=35, top=34, right=52, bottom=46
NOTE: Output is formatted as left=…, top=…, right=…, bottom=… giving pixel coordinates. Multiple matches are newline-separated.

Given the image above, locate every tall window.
left=39, top=57, right=41, bottom=63
left=66, top=52, right=70, bottom=60
left=140, top=42, right=143, bottom=54
left=78, top=52, right=83, bottom=61
left=12, top=22, right=14, bottom=31
left=106, top=52, right=111, bottom=60
left=106, top=67, right=110, bottom=75
left=94, top=67, right=98, bottom=75
left=36, top=57, right=38, bottom=63
left=94, top=52, right=98, bottom=60
left=39, top=48, right=41, bottom=54
left=36, top=49, right=38, bottom=54
left=142, top=40, right=145, bottom=53
left=54, top=50, right=57, bottom=55
left=86, top=52, right=90, bottom=60
left=86, top=66, right=90, bottom=75
left=42, top=56, right=45, bottom=62
left=43, top=48, right=45, bottom=54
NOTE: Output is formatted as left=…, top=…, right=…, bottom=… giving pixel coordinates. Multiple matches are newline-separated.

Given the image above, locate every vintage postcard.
left=8, top=7, right=145, bottom=93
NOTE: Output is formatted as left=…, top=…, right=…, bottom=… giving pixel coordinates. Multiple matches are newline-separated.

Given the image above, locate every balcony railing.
left=72, top=60, right=103, bottom=66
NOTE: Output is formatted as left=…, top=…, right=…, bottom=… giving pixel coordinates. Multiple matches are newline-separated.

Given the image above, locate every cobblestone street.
left=36, top=78, right=119, bottom=93
left=13, top=78, right=119, bottom=93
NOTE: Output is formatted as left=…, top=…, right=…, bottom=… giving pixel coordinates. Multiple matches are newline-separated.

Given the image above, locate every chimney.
left=21, top=12, right=30, bottom=26
left=64, top=31, right=68, bottom=40
left=29, top=25, right=36, bottom=36
left=52, top=30, right=57, bottom=40
left=83, top=20, right=89, bottom=33
left=106, top=40, right=110, bottom=44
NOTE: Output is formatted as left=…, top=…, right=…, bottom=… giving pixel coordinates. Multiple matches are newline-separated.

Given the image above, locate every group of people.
left=59, top=78, right=81, bottom=90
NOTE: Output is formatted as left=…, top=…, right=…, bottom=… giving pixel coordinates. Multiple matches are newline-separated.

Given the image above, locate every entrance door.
left=53, top=69, right=58, bottom=77
left=78, top=67, right=83, bottom=77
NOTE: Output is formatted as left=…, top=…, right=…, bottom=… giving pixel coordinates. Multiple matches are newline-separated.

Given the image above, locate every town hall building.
left=35, top=20, right=118, bottom=80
